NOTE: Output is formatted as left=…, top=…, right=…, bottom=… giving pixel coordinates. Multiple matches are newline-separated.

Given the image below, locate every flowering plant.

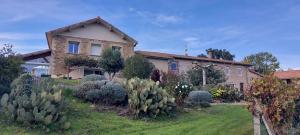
left=174, top=81, right=193, bottom=105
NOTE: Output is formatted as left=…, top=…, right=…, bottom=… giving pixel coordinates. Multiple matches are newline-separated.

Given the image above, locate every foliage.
left=123, top=55, right=154, bottom=79
left=160, top=71, right=188, bottom=95
left=186, top=91, right=213, bottom=107
left=243, top=52, right=280, bottom=75
left=64, top=55, right=99, bottom=68
left=197, top=53, right=207, bottom=58
left=205, top=48, right=235, bottom=60
left=99, top=48, right=124, bottom=80
left=150, top=68, right=160, bottom=82
left=85, top=82, right=127, bottom=105
left=74, top=80, right=108, bottom=99
left=123, top=78, right=176, bottom=118
left=246, top=75, right=300, bottom=134
left=187, top=65, right=226, bottom=87
left=208, top=85, right=242, bottom=102
left=0, top=74, right=70, bottom=131
left=174, top=81, right=193, bottom=105
left=75, top=80, right=127, bottom=105
left=0, top=44, right=23, bottom=97
left=81, top=74, right=106, bottom=83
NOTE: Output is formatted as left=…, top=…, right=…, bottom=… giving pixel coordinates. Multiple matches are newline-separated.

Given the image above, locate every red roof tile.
left=274, top=70, right=300, bottom=79
left=135, top=50, right=252, bottom=66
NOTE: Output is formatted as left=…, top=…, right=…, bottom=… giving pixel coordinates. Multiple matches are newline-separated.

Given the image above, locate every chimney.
left=184, top=45, right=188, bottom=56
left=207, top=50, right=213, bottom=59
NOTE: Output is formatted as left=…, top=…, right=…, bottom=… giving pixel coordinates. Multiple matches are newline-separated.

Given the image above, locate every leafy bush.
left=64, top=55, right=99, bottom=68
left=0, top=74, right=70, bottom=131
left=123, top=78, right=176, bottom=118
left=85, top=82, right=127, bottom=105
left=123, top=55, right=154, bottom=79
left=81, top=74, right=106, bottom=83
left=150, top=68, right=160, bottom=82
left=246, top=75, right=300, bottom=134
left=186, top=91, right=212, bottom=107
left=160, top=71, right=181, bottom=93
left=99, top=48, right=124, bottom=80
left=0, top=44, right=23, bottom=97
left=74, top=80, right=109, bottom=99
left=208, top=85, right=242, bottom=102
left=174, top=81, right=193, bottom=105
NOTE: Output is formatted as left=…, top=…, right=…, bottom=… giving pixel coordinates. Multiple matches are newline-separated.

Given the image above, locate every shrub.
left=246, top=75, right=300, bottom=134
left=123, top=55, right=154, bottom=79
left=99, top=48, right=124, bottom=80
left=150, top=68, right=160, bottom=82
left=0, top=44, right=23, bottom=97
left=124, top=78, right=176, bottom=118
left=0, top=74, right=70, bottom=131
left=174, top=81, right=193, bottom=105
left=81, top=74, right=106, bottom=83
left=186, top=91, right=212, bottom=107
left=85, top=82, right=127, bottom=105
left=160, top=71, right=181, bottom=93
left=208, top=85, right=242, bottom=102
left=74, top=80, right=108, bottom=99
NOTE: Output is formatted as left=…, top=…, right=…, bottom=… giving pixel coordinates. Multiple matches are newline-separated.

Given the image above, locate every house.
left=22, top=16, right=261, bottom=91
left=135, top=51, right=261, bottom=91
left=274, top=70, right=300, bottom=85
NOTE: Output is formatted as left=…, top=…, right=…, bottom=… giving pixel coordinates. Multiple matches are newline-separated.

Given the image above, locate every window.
left=90, top=44, right=102, bottom=56
left=237, top=68, right=243, bottom=76
left=171, top=62, right=177, bottom=71
left=112, top=46, right=121, bottom=52
left=224, top=66, right=231, bottom=75
left=68, top=41, right=79, bottom=54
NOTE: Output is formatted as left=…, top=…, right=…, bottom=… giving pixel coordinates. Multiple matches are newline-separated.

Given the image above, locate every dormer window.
left=68, top=41, right=79, bottom=54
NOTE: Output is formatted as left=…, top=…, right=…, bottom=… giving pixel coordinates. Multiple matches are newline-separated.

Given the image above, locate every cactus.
left=123, top=77, right=176, bottom=118
left=0, top=74, right=70, bottom=131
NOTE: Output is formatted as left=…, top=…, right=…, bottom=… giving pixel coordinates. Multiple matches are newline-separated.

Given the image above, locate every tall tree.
left=243, top=52, right=280, bottom=75
left=0, top=44, right=23, bottom=96
left=205, top=48, right=235, bottom=60
left=99, top=48, right=124, bottom=80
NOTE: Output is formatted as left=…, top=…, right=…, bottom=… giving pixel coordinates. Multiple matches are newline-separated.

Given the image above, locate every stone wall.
left=147, top=58, right=256, bottom=91
left=49, top=35, right=134, bottom=78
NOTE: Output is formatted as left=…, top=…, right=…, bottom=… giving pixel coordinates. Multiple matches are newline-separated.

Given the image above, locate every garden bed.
left=0, top=89, right=253, bottom=135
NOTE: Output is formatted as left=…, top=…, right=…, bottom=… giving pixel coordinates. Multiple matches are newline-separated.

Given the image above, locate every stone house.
left=22, top=16, right=261, bottom=91
left=274, top=70, right=300, bottom=85
left=135, top=51, right=261, bottom=91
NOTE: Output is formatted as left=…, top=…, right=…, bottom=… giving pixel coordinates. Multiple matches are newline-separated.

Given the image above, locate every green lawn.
left=0, top=90, right=253, bottom=135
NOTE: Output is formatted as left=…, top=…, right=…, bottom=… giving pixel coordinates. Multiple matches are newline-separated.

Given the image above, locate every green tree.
left=0, top=44, right=23, bottom=96
left=187, top=65, right=226, bottom=86
left=205, top=48, right=235, bottom=60
left=99, top=48, right=124, bottom=80
left=243, top=52, right=280, bottom=75
left=123, top=55, right=154, bottom=79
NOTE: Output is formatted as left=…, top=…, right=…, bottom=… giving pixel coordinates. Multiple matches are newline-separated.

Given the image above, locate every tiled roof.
left=22, top=49, right=51, bottom=61
left=274, top=70, right=300, bottom=79
left=135, top=50, right=252, bottom=66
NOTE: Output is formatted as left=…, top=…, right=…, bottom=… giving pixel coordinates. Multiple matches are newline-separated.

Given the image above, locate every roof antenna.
left=185, top=44, right=188, bottom=56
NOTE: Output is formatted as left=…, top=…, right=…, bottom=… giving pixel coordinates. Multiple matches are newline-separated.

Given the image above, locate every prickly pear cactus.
left=124, top=77, right=176, bottom=118
left=0, top=74, right=70, bottom=131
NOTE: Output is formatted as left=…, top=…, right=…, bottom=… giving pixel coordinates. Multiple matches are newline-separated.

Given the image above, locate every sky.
left=0, top=0, right=300, bottom=69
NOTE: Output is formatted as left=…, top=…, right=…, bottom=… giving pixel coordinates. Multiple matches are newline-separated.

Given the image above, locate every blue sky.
left=0, top=0, right=300, bottom=69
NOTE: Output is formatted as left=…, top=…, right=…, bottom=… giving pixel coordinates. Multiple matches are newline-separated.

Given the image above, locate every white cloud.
left=129, top=8, right=183, bottom=26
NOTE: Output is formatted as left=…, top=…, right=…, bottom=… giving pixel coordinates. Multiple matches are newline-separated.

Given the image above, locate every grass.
left=0, top=89, right=253, bottom=135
